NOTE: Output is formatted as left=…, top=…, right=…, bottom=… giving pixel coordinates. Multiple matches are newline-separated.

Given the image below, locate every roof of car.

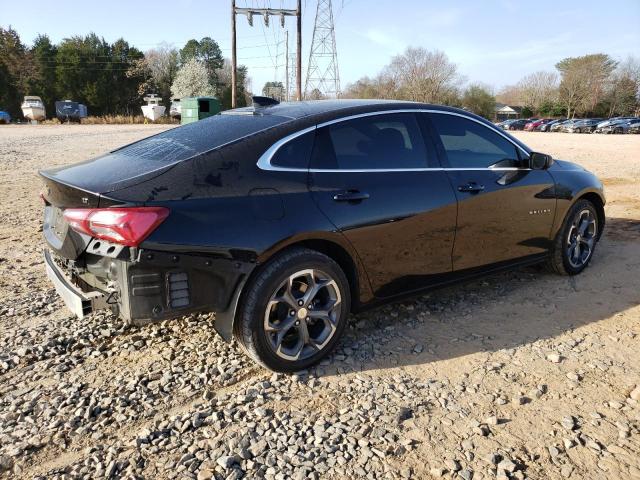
left=224, top=99, right=464, bottom=121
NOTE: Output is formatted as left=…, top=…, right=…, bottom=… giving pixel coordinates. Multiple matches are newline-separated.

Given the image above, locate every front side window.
left=430, top=114, right=521, bottom=168
left=311, top=113, right=428, bottom=170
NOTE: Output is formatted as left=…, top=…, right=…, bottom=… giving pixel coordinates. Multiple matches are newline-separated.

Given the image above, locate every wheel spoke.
left=273, top=291, right=297, bottom=310
left=308, top=297, right=340, bottom=319
left=266, top=314, right=296, bottom=334
left=296, top=318, right=310, bottom=345
left=277, top=336, right=303, bottom=360
left=578, top=216, right=590, bottom=236
left=301, top=276, right=322, bottom=306
left=571, top=242, right=580, bottom=262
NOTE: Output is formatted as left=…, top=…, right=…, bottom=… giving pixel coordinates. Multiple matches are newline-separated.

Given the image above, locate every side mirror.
left=529, top=152, right=553, bottom=170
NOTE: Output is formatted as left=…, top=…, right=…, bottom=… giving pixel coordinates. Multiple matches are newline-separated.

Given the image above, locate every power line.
left=231, top=0, right=302, bottom=107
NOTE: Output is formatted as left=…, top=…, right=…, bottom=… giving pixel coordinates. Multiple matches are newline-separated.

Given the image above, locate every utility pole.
left=284, top=30, right=289, bottom=101
left=296, top=0, right=302, bottom=101
left=231, top=1, right=302, bottom=106
left=231, top=0, right=237, bottom=108
left=305, top=0, right=340, bottom=99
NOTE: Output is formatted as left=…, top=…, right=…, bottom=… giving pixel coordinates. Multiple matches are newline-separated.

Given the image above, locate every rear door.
left=426, top=112, right=556, bottom=271
left=308, top=112, right=458, bottom=298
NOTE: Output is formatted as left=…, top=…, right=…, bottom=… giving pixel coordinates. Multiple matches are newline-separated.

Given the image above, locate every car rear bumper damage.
left=44, top=249, right=107, bottom=318
left=44, top=247, right=255, bottom=341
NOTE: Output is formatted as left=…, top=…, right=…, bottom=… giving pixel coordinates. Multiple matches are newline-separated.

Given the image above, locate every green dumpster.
left=180, top=97, right=220, bottom=124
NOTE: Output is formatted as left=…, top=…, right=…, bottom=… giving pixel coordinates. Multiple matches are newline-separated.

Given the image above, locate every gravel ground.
left=0, top=125, right=639, bottom=480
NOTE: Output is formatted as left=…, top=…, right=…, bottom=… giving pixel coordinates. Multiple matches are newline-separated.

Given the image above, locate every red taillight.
left=63, top=207, right=169, bottom=247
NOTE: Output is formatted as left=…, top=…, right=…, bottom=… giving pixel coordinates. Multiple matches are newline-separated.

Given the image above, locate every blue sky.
left=2, top=0, right=639, bottom=93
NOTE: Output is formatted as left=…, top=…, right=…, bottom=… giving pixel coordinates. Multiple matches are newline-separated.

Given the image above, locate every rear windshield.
left=112, top=113, right=290, bottom=163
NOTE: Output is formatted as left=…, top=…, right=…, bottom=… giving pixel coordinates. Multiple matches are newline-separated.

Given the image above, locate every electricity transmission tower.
left=287, top=52, right=297, bottom=101
left=304, top=0, right=340, bottom=99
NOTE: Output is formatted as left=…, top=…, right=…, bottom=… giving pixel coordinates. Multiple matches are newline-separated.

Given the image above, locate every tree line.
left=343, top=47, right=640, bottom=119
left=0, top=27, right=251, bottom=119
left=3, top=24, right=639, bottom=121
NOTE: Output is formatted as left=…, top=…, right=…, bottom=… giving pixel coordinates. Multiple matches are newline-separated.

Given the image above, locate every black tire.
left=234, top=247, right=351, bottom=372
left=547, top=199, right=599, bottom=275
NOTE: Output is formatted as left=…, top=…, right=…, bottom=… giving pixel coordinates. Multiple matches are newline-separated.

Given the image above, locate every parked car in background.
left=629, top=121, right=640, bottom=134
left=564, top=119, right=603, bottom=133
left=595, top=117, right=637, bottom=131
left=0, top=111, right=10, bottom=124
left=594, top=118, right=640, bottom=134
left=609, top=119, right=639, bottom=134
left=551, top=119, right=574, bottom=132
left=497, top=119, right=518, bottom=130
left=524, top=118, right=553, bottom=131
left=505, top=119, right=531, bottom=130
left=539, top=118, right=566, bottom=132
left=39, top=99, right=606, bottom=371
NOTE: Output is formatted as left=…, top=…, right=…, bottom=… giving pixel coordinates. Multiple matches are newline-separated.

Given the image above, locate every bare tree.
left=145, top=44, right=179, bottom=104
left=343, top=75, right=398, bottom=99
left=344, top=47, right=462, bottom=105
left=605, top=56, right=640, bottom=116
left=384, top=47, right=462, bottom=103
left=495, top=84, right=524, bottom=107
left=516, top=71, right=558, bottom=114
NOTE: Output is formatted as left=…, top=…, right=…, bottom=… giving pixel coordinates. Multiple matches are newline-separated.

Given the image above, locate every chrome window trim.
left=256, top=108, right=531, bottom=172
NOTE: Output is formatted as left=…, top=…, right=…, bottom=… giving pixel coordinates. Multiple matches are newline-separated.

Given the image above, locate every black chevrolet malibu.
left=41, top=99, right=605, bottom=371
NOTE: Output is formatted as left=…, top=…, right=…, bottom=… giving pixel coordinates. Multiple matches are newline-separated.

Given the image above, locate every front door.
left=309, top=112, right=458, bottom=297
left=426, top=112, right=556, bottom=271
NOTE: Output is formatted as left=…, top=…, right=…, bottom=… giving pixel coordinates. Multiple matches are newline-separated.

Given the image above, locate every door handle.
left=458, top=183, right=485, bottom=193
left=333, top=190, right=370, bottom=202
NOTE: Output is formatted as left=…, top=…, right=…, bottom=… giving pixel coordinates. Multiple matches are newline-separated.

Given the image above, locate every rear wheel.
left=234, top=248, right=351, bottom=372
left=547, top=200, right=599, bottom=275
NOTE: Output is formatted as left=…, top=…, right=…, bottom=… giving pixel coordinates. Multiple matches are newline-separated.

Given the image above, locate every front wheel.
left=234, top=248, right=351, bottom=372
left=547, top=200, right=599, bottom=275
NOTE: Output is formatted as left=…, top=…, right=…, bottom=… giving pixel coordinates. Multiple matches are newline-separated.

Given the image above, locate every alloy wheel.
left=566, top=209, right=597, bottom=268
left=263, top=269, right=342, bottom=361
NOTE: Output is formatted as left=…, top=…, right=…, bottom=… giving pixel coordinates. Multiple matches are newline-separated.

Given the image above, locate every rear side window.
left=430, top=114, right=520, bottom=168
left=112, top=113, right=290, bottom=164
left=271, top=131, right=315, bottom=169
left=311, top=113, right=428, bottom=170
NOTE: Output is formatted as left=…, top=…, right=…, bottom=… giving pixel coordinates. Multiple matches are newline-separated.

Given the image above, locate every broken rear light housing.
left=63, top=207, right=170, bottom=247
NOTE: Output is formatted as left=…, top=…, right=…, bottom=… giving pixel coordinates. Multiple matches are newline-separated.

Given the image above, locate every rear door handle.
left=333, top=190, right=370, bottom=202
left=458, top=183, right=485, bottom=193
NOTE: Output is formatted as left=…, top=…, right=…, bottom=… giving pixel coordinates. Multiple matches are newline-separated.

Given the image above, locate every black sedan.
left=503, top=119, right=530, bottom=130
left=40, top=99, right=606, bottom=371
